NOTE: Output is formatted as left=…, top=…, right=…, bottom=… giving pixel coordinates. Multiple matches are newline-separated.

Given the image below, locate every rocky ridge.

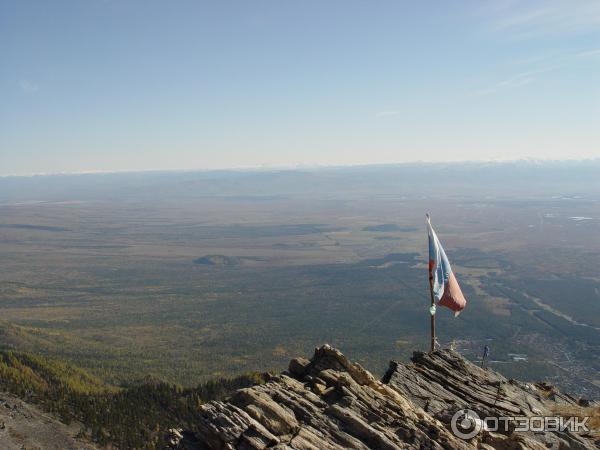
left=169, top=345, right=598, bottom=450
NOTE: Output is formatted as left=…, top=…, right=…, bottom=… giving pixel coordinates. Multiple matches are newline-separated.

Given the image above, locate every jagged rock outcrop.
left=169, top=345, right=599, bottom=450
left=384, top=350, right=598, bottom=449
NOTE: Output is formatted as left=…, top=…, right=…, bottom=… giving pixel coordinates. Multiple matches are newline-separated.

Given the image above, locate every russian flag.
left=427, top=214, right=467, bottom=316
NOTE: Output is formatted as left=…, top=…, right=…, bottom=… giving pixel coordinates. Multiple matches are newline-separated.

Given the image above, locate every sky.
left=1, top=0, right=599, bottom=176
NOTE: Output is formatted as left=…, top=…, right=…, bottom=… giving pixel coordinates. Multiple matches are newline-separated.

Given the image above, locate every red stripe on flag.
left=438, top=271, right=467, bottom=315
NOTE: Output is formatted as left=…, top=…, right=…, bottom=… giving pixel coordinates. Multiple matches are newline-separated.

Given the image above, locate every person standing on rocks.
left=480, top=345, right=490, bottom=368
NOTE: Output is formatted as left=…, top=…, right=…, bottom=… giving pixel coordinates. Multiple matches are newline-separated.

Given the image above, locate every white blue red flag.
left=427, top=214, right=467, bottom=316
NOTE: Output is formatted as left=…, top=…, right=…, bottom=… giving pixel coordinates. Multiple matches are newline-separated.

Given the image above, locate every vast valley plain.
left=1, top=162, right=599, bottom=398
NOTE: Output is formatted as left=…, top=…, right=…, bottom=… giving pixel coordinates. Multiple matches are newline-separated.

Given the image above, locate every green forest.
left=0, top=350, right=266, bottom=449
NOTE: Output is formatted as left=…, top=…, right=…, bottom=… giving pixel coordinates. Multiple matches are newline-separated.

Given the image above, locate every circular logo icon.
left=450, top=409, right=482, bottom=440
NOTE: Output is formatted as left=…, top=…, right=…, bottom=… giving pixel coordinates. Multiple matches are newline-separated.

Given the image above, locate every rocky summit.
left=168, top=345, right=599, bottom=450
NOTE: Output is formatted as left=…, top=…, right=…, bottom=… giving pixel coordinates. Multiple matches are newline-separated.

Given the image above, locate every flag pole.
left=428, top=270, right=436, bottom=353
left=426, top=213, right=436, bottom=353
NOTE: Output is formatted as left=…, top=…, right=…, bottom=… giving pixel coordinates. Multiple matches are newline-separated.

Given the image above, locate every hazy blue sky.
left=1, top=1, right=599, bottom=175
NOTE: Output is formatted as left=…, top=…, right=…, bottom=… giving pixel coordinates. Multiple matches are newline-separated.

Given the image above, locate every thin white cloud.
left=375, top=110, right=399, bottom=117
left=508, top=54, right=550, bottom=66
left=576, top=48, right=600, bottom=58
left=472, top=72, right=534, bottom=96
left=19, top=80, right=39, bottom=93
left=493, top=7, right=556, bottom=32
left=470, top=56, right=580, bottom=97
left=480, top=0, right=600, bottom=40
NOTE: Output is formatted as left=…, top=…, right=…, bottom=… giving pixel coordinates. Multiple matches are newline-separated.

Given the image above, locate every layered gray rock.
left=385, top=349, right=598, bottom=449
left=169, top=345, right=598, bottom=450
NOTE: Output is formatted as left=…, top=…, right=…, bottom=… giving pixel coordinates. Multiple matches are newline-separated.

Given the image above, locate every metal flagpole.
left=426, top=213, right=436, bottom=353
left=428, top=272, right=436, bottom=353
